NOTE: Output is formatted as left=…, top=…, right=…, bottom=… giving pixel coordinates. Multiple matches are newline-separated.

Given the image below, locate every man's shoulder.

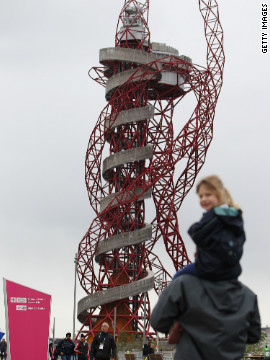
left=236, top=280, right=257, bottom=297
left=171, top=274, right=202, bottom=287
left=161, top=275, right=203, bottom=299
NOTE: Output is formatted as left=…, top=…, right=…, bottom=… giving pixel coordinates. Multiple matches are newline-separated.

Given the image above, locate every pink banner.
left=4, top=279, right=51, bottom=360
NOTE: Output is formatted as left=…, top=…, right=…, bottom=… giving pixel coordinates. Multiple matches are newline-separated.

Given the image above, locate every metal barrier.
left=118, top=351, right=175, bottom=360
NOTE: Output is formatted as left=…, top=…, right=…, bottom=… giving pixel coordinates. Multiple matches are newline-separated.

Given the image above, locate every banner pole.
left=73, top=253, right=78, bottom=341
left=52, top=317, right=55, bottom=352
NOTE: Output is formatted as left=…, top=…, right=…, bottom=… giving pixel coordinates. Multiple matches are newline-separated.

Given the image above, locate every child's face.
left=198, top=184, right=220, bottom=211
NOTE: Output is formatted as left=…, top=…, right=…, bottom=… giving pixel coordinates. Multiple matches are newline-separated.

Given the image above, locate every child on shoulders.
left=173, top=175, right=245, bottom=281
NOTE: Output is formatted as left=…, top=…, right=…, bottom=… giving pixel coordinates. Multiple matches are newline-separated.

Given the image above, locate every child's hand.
left=168, top=321, right=183, bottom=344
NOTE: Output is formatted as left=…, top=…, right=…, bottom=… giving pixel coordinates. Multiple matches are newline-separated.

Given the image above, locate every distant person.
left=90, top=322, right=117, bottom=360
left=150, top=177, right=261, bottom=360
left=56, top=332, right=75, bottom=360
left=143, top=340, right=154, bottom=360
left=49, top=341, right=53, bottom=359
left=75, top=334, right=89, bottom=360
left=53, top=346, right=59, bottom=360
left=0, top=338, right=7, bottom=360
left=264, top=344, right=270, bottom=359
left=173, top=175, right=245, bottom=281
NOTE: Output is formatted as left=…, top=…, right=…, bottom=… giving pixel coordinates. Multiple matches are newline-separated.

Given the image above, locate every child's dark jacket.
left=189, top=206, right=245, bottom=280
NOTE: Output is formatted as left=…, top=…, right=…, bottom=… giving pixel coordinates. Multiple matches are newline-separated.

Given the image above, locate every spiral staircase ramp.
left=77, top=103, right=155, bottom=326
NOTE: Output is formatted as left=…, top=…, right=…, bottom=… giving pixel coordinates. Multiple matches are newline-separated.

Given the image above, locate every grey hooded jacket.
left=150, top=275, right=261, bottom=360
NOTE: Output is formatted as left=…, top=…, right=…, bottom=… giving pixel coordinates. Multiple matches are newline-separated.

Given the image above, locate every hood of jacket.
left=201, top=278, right=245, bottom=313
left=188, top=206, right=245, bottom=242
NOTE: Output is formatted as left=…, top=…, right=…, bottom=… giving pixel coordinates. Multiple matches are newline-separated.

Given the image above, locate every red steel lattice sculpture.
left=77, top=0, right=225, bottom=340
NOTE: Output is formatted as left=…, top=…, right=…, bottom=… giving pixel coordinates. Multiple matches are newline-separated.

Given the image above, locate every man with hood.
left=151, top=272, right=261, bottom=360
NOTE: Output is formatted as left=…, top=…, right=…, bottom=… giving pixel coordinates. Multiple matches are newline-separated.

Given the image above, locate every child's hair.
left=196, top=175, right=239, bottom=209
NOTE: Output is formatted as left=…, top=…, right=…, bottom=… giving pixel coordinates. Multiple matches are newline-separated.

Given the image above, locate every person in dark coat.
left=75, top=334, right=89, bottom=360
left=143, top=340, right=154, bottom=360
left=56, top=332, right=75, bottom=360
left=0, top=339, right=7, bottom=360
left=90, top=323, right=117, bottom=360
left=49, top=341, right=53, bottom=359
left=151, top=274, right=261, bottom=360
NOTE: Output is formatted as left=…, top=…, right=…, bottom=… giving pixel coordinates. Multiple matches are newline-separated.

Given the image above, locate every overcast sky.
left=0, top=0, right=269, bottom=339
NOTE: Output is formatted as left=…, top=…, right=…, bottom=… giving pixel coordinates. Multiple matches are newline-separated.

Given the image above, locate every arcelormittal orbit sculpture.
left=77, top=0, right=225, bottom=340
